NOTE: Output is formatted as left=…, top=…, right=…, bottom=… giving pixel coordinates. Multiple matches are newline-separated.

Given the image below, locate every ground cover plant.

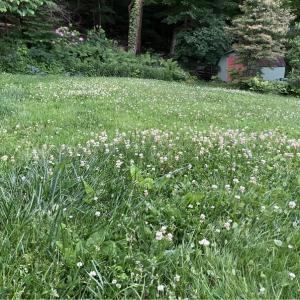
left=0, top=74, right=300, bottom=299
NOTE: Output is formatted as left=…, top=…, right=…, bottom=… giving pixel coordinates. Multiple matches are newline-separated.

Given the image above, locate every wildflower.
left=260, top=287, right=265, bottom=292
left=116, top=284, right=121, bottom=288
left=199, top=238, right=210, bottom=246
left=215, top=229, right=220, bottom=233
left=174, top=275, right=180, bottom=282
left=274, top=205, right=279, bottom=212
left=200, top=214, right=205, bottom=220
left=77, top=262, right=83, bottom=267
left=290, top=272, right=296, bottom=280
left=288, top=245, right=293, bottom=249
left=144, top=190, right=148, bottom=196
left=79, top=37, right=83, bottom=41
left=1, top=155, right=8, bottom=161
left=249, top=177, right=256, bottom=184
left=239, top=186, right=245, bottom=193
left=188, top=204, right=193, bottom=209
left=52, top=41, right=56, bottom=44
left=233, top=178, right=239, bottom=184
left=22, top=176, right=26, bottom=181
left=112, top=279, right=117, bottom=284
left=235, top=195, right=240, bottom=199
left=261, top=206, right=266, bottom=210
left=156, top=231, right=163, bottom=240
left=157, top=285, right=164, bottom=291
left=89, top=271, right=97, bottom=277
left=166, top=173, right=171, bottom=178
left=225, top=185, right=231, bottom=191
left=166, top=233, right=173, bottom=241
left=116, top=160, right=122, bottom=168
left=161, top=226, right=167, bottom=233
left=212, top=185, right=217, bottom=189
left=289, top=201, right=296, bottom=209
left=95, top=211, right=101, bottom=217
left=224, top=222, right=230, bottom=230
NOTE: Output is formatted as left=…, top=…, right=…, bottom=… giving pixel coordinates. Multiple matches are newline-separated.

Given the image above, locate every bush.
left=247, top=77, right=289, bottom=94
left=0, top=31, right=187, bottom=82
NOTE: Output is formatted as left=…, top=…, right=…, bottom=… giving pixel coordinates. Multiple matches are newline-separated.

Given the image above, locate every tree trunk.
left=170, top=26, right=177, bottom=55
left=128, top=0, right=143, bottom=55
left=136, top=0, right=143, bottom=55
left=4, top=15, right=9, bottom=37
left=128, top=0, right=135, bottom=49
left=98, top=1, right=102, bottom=33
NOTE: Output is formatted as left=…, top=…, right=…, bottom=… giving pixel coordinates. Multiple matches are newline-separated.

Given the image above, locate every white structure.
left=218, top=50, right=286, bottom=82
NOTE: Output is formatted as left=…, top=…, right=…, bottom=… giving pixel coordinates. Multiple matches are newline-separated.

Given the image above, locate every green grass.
left=0, top=74, right=300, bottom=299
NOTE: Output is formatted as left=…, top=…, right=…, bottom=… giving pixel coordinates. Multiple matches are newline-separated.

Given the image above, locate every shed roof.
left=224, top=49, right=286, bottom=67
left=257, top=57, right=286, bottom=67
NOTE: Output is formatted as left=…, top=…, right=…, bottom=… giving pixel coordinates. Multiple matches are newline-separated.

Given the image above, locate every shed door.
left=227, top=57, right=236, bottom=82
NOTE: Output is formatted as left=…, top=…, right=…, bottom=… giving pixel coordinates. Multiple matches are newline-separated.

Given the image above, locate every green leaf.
left=298, top=174, right=300, bottom=185
left=83, top=181, right=94, bottom=203
left=232, top=222, right=238, bottom=229
left=274, top=239, right=282, bottom=247
left=86, top=229, right=106, bottom=249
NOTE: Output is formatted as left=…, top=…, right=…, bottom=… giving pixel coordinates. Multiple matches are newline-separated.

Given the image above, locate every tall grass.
left=0, top=74, right=299, bottom=298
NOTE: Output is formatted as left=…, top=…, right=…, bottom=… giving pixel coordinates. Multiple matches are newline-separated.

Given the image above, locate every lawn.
left=0, top=74, right=300, bottom=299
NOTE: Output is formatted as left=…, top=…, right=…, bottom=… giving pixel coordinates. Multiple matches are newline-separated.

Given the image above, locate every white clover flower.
left=212, top=185, right=217, bottom=189
left=261, top=206, right=266, bottom=210
left=288, top=245, right=293, bottom=249
left=174, top=275, right=180, bottom=282
left=95, top=211, right=101, bottom=217
left=290, top=272, right=296, bottom=280
left=116, top=284, right=121, bottom=288
left=199, top=238, right=210, bottom=246
left=233, top=178, right=239, bottom=184
left=224, top=222, right=230, bottom=230
left=239, top=186, right=245, bottom=193
left=112, top=279, right=117, bottom=284
left=166, top=233, right=173, bottom=241
left=188, top=204, right=193, bottom=209
left=260, top=287, right=265, bottom=292
left=89, top=271, right=97, bottom=277
left=235, top=195, right=240, bottom=199
left=156, top=231, right=163, bottom=240
left=157, top=285, right=164, bottom=291
left=161, top=226, right=167, bottom=233
left=144, top=190, right=148, bottom=196
left=1, top=155, right=8, bottom=161
left=200, top=214, right=205, bottom=220
left=289, top=201, right=296, bottom=209
left=77, top=262, right=83, bottom=267
left=215, top=229, right=220, bottom=233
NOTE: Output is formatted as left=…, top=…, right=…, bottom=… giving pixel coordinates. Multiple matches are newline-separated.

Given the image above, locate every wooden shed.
left=217, top=50, right=286, bottom=82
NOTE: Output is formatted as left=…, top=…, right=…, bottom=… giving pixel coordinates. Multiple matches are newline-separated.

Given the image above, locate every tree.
left=128, top=0, right=143, bottom=55
left=0, top=0, right=55, bottom=16
left=227, top=0, right=294, bottom=80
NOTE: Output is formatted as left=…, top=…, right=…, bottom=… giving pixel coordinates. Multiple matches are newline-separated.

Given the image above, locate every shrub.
left=247, top=77, right=289, bottom=95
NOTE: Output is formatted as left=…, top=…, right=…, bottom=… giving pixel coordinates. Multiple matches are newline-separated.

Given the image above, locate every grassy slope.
left=0, top=74, right=300, bottom=299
